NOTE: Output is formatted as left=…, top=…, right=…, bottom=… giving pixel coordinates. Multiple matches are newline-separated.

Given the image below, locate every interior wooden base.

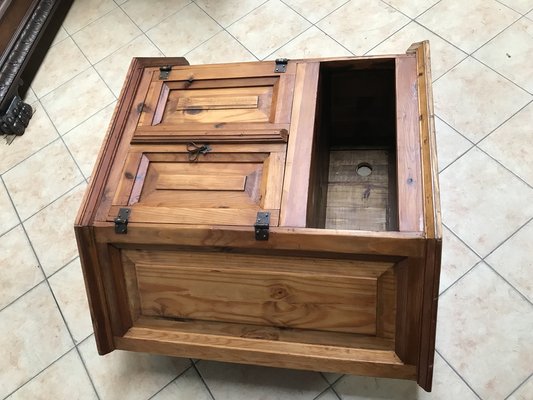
left=115, top=318, right=416, bottom=380
left=325, top=148, right=395, bottom=231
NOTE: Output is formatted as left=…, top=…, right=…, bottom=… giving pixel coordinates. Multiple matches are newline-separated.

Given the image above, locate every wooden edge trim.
left=417, top=239, right=442, bottom=391
left=74, top=225, right=114, bottom=354
left=93, top=223, right=426, bottom=257
left=407, top=41, right=442, bottom=240
left=116, top=326, right=417, bottom=380
left=75, top=57, right=190, bottom=227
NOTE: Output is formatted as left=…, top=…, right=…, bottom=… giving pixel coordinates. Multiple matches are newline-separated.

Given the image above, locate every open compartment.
left=307, top=59, right=399, bottom=231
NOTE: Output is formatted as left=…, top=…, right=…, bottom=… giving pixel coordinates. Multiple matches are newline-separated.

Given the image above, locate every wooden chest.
left=75, top=41, right=442, bottom=391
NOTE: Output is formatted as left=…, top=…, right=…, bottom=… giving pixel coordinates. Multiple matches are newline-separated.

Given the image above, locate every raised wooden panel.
left=121, top=249, right=398, bottom=336
left=107, top=143, right=286, bottom=226
left=133, top=62, right=296, bottom=142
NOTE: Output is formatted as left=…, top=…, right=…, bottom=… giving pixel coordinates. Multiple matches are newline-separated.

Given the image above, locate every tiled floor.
left=1, top=0, right=532, bottom=399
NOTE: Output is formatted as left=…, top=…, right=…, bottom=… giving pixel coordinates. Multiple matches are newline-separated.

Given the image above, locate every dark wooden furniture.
left=0, top=0, right=72, bottom=138
left=75, top=42, right=442, bottom=391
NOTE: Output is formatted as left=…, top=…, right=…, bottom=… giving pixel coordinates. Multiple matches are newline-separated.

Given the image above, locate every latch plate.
left=159, top=65, right=172, bottom=80
left=114, top=208, right=130, bottom=234
left=274, top=58, right=288, bottom=73
left=254, top=211, right=270, bottom=241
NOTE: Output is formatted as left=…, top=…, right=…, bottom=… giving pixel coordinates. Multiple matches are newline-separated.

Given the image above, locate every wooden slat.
left=164, top=77, right=278, bottom=90
left=95, top=223, right=425, bottom=257
left=280, top=62, right=320, bottom=227
left=260, top=151, right=285, bottom=210
left=108, top=206, right=280, bottom=226
left=116, top=326, right=417, bottom=380
left=395, top=56, right=424, bottom=232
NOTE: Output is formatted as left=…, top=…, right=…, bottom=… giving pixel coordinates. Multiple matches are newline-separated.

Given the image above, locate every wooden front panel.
left=134, top=62, right=296, bottom=142
left=107, top=143, right=286, bottom=226
left=121, top=249, right=397, bottom=336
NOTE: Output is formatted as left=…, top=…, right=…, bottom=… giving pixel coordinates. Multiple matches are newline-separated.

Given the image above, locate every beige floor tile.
left=509, top=376, right=533, bottom=400
left=8, top=350, right=97, bottom=400
left=368, top=22, right=468, bottom=79
left=72, top=8, right=142, bottom=64
left=440, top=226, right=480, bottom=293
left=24, top=183, right=86, bottom=276
left=185, top=31, right=256, bottom=64
left=479, top=102, right=533, bottom=185
left=31, top=37, right=91, bottom=99
left=41, top=68, right=115, bottom=135
left=63, top=0, right=117, bottom=34
left=440, top=148, right=533, bottom=257
left=50, top=26, right=69, bottom=47
left=79, top=335, right=190, bottom=400
left=197, top=361, right=329, bottom=399
left=433, top=58, right=531, bottom=143
left=382, top=0, right=440, bottom=18
left=333, top=353, right=477, bottom=399
left=0, top=283, right=73, bottom=399
left=22, top=87, right=38, bottom=105
left=49, top=258, right=93, bottom=343
left=0, top=226, right=42, bottom=310
left=269, top=27, right=351, bottom=60
left=498, top=0, right=533, bottom=14
left=3, top=141, right=84, bottom=220
left=317, top=0, right=409, bottom=55
left=95, top=35, right=163, bottom=96
left=486, top=221, right=532, bottom=302
left=195, top=0, right=266, bottom=27
left=0, top=102, right=58, bottom=174
left=283, top=0, right=349, bottom=23
left=436, top=263, right=533, bottom=399
left=122, top=0, right=190, bottom=31
left=151, top=368, right=211, bottom=400
left=417, top=0, right=519, bottom=54
left=434, top=117, right=473, bottom=171
left=474, top=18, right=533, bottom=93
left=63, top=102, right=116, bottom=178
left=147, top=3, right=221, bottom=56
left=0, top=183, right=18, bottom=236
left=227, top=0, right=311, bottom=60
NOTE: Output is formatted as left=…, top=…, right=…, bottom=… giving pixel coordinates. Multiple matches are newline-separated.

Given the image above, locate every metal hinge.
left=274, top=58, right=288, bottom=73
left=159, top=65, right=172, bottom=80
left=254, top=211, right=270, bottom=241
left=114, top=208, right=130, bottom=234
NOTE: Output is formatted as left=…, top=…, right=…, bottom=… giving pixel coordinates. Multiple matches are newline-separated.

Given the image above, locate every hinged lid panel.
left=105, top=143, right=286, bottom=227
left=134, top=62, right=296, bottom=143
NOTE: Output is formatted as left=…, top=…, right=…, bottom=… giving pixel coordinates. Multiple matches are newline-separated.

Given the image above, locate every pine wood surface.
left=75, top=44, right=441, bottom=391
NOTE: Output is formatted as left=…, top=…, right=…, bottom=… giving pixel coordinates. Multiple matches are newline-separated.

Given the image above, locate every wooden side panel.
left=395, top=57, right=424, bottom=232
left=123, top=249, right=397, bottom=335
left=407, top=41, right=443, bottom=392
left=280, top=62, right=320, bottom=227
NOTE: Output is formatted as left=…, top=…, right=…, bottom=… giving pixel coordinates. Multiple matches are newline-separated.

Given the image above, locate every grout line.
left=1, top=345, right=76, bottom=400
left=504, top=372, right=532, bottom=399
left=485, top=260, right=533, bottom=306
left=494, top=0, right=530, bottom=16
left=329, top=384, right=343, bottom=400
left=362, top=19, right=412, bottom=56
left=0, top=176, right=101, bottom=400
left=63, top=5, right=119, bottom=36
left=191, top=362, right=217, bottom=400
left=197, top=0, right=270, bottom=30
left=147, top=363, right=195, bottom=400
left=434, top=349, right=483, bottom=400
left=119, top=0, right=192, bottom=33
left=438, top=260, right=482, bottom=298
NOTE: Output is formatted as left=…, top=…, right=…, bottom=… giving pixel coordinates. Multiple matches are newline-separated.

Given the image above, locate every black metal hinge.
left=274, top=58, right=288, bottom=73
left=114, top=208, right=130, bottom=234
left=159, top=65, right=172, bottom=80
left=254, top=211, right=270, bottom=241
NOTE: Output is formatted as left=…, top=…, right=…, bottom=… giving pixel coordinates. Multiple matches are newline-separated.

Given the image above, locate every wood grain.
left=395, top=56, right=424, bottom=232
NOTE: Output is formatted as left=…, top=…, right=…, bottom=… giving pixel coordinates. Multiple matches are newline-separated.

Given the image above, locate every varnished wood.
left=76, top=50, right=441, bottom=391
